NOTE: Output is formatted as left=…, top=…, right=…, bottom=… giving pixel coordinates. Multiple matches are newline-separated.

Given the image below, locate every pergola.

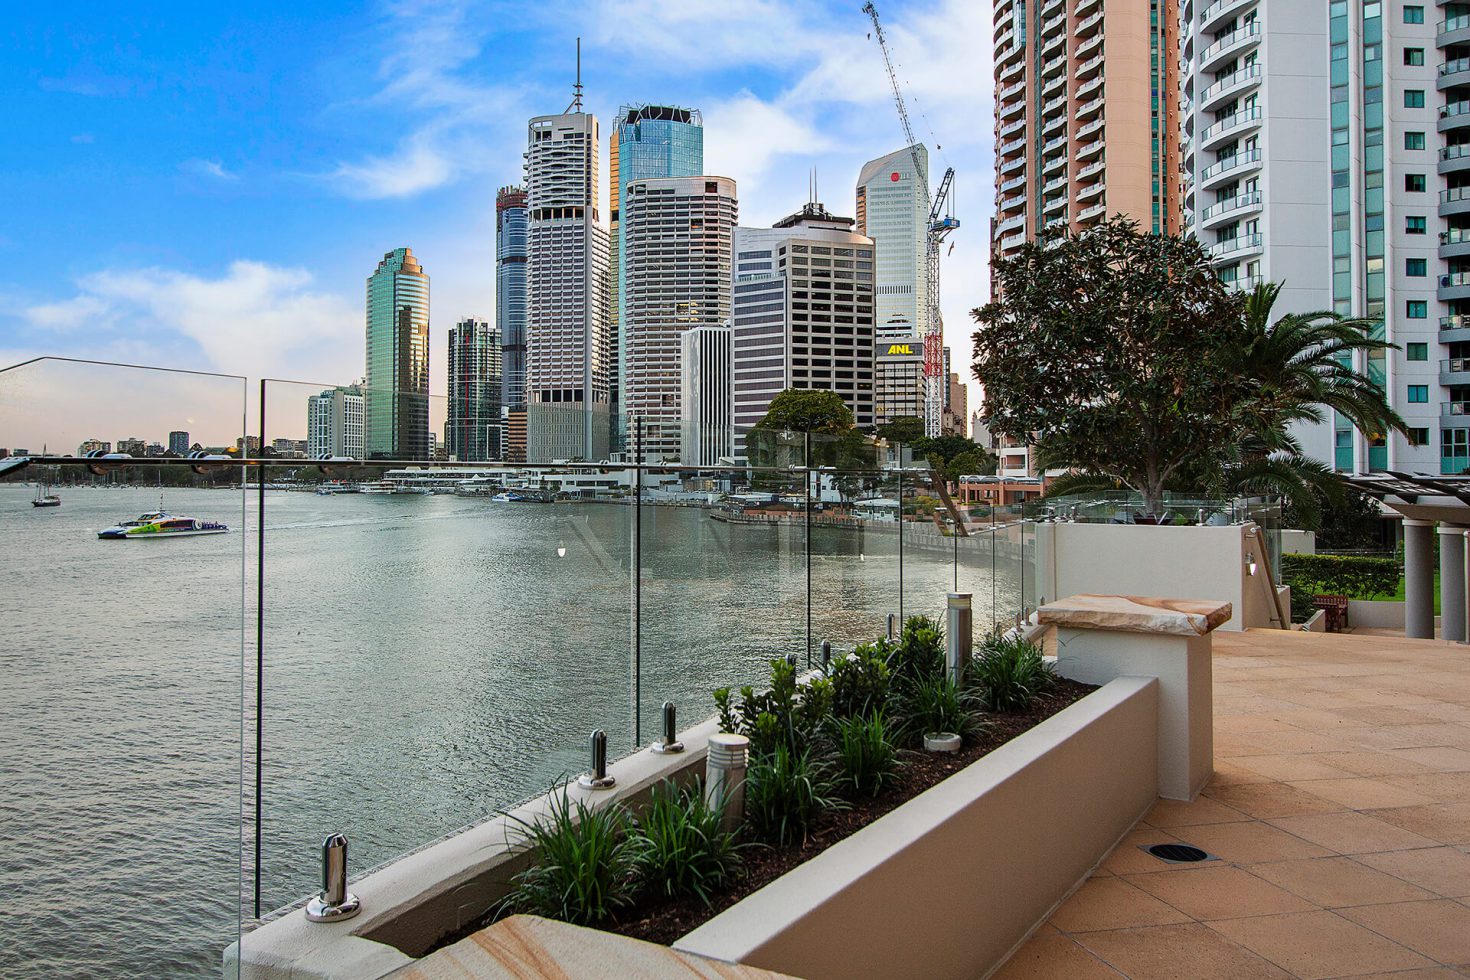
left=1342, top=471, right=1470, bottom=642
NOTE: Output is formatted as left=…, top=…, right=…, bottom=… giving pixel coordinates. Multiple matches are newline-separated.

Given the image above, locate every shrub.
left=502, top=788, right=644, bottom=926
left=833, top=711, right=901, bottom=798
left=970, top=634, right=1055, bottom=712
left=828, top=641, right=893, bottom=719
left=889, top=615, right=945, bottom=685
left=906, top=673, right=974, bottom=741
left=634, top=779, right=744, bottom=907
left=1289, top=586, right=1317, bottom=624
left=714, top=658, right=833, bottom=757
left=744, top=743, right=844, bottom=846
left=1280, top=553, right=1399, bottom=600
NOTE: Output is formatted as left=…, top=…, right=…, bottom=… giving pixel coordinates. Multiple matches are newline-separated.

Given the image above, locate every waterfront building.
left=679, top=322, right=733, bottom=466
left=505, top=408, right=527, bottom=463
left=611, top=105, right=705, bottom=427
left=447, top=317, right=504, bottom=461
left=525, top=102, right=611, bottom=462
left=168, top=430, right=190, bottom=455
left=270, top=438, right=307, bottom=458
left=145, top=442, right=165, bottom=457
left=622, top=175, right=737, bottom=462
left=731, top=202, right=877, bottom=458
left=496, top=187, right=529, bottom=412
left=116, top=437, right=145, bottom=456
left=78, top=439, right=109, bottom=455
left=236, top=435, right=261, bottom=457
left=856, top=144, right=930, bottom=339
left=307, top=384, right=365, bottom=459
left=874, top=334, right=926, bottom=428
left=365, top=247, right=431, bottom=461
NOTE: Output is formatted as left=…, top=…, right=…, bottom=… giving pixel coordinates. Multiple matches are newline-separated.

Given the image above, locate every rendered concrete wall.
left=1281, top=529, right=1317, bottom=555
left=674, top=678, right=1159, bottom=980
left=1035, top=523, right=1285, bottom=630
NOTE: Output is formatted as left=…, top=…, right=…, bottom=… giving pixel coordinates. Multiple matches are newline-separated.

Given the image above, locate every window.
left=1408, top=300, right=1429, bottom=318
left=1405, top=47, right=1425, bottom=66
left=1406, top=173, right=1427, bottom=192
left=1409, top=427, right=1430, bottom=447
left=1407, top=257, right=1428, bottom=276
left=1405, top=90, right=1426, bottom=108
left=1408, top=342, right=1429, bottom=360
left=1405, top=5, right=1424, bottom=23
left=1408, top=385, right=1429, bottom=403
left=1407, top=215, right=1428, bottom=234
left=1406, top=131, right=1426, bottom=150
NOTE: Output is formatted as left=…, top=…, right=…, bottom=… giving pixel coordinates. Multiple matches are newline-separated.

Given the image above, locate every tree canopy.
left=754, top=388, right=855, bottom=433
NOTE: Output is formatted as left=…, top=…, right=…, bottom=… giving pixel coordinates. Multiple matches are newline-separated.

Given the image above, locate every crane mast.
left=863, top=1, right=958, bottom=438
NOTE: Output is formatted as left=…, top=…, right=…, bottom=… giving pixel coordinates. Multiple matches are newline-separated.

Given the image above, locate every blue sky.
left=1, top=0, right=994, bottom=436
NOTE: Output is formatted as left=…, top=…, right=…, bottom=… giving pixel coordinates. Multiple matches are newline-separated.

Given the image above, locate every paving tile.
left=1179, top=821, right=1336, bottom=865
left=1205, top=910, right=1436, bottom=979
left=1072, top=922, right=1291, bottom=980
left=1210, top=761, right=1277, bottom=787
left=1217, top=730, right=1356, bottom=756
left=1264, top=811, right=1440, bottom=855
left=1286, top=777, right=1435, bottom=811
left=1370, top=803, right=1470, bottom=846
left=1099, top=828, right=1200, bottom=876
left=1268, top=708, right=1373, bottom=732
left=1216, top=714, right=1309, bottom=735
left=1204, top=781, right=1347, bottom=819
left=1391, top=747, right=1470, bottom=772
left=1349, top=724, right=1470, bottom=752
left=1122, top=865, right=1314, bottom=921
left=1353, top=848, right=1470, bottom=899
left=1327, top=969, right=1464, bottom=980
left=1049, top=877, right=1192, bottom=934
left=1233, top=754, right=1357, bottom=782
left=992, top=933, right=1123, bottom=979
left=1384, top=772, right=1470, bottom=804
left=1338, top=899, right=1470, bottom=964
left=1248, top=856, right=1438, bottom=908
left=1308, top=750, right=1433, bottom=778
left=1144, top=796, right=1252, bottom=828
left=1332, top=705, right=1446, bottom=728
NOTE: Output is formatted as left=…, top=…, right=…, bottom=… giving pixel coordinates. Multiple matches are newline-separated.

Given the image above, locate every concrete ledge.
left=673, top=677, right=1160, bottom=980
left=1038, top=594, right=1232, bottom=636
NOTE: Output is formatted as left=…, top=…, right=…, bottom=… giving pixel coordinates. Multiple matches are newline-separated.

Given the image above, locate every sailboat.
left=31, top=481, right=60, bottom=508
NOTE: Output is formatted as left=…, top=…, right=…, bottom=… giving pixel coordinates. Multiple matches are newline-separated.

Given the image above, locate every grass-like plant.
left=502, top=787, right=644, bottom=926
left=970, top=634, right=1055, bottom=712
left=744, top=743, right=845, bottom=846
left=889, top=615, right=945, bottom=685
left=906, top=673, right=975, bottom=742
left=833, top=711, right=902, bottom=798
left=634, top=779, right=745, bottom=907
left=829, top=642, right=893, bottom=719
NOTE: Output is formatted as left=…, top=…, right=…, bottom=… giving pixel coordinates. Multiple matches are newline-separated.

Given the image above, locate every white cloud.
left=181, top=158, right=238, bottom=181
left=327, top=139, right=455, bottom=200
left=702, top=93, right=833, bottom=196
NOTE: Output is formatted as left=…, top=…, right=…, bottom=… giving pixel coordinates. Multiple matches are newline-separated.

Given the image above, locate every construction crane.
left=863, top=1, right=959, bottom=438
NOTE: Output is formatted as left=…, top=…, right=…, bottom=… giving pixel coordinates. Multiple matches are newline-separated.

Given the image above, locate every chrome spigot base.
left=305, top=892, right=361, bottom=923
left=651, top=740, right=685, bottom=754
left=577, top=774, right=616, bottom=789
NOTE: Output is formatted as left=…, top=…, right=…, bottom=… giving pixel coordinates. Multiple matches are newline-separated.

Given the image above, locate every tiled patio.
left=995, top=628, right=1470, bottom=980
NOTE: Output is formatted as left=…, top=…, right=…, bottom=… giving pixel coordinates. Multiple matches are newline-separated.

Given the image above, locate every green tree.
left=944, top=450, right=995, bottom=481
left=748, top=388, right=874, bottom=474
left=754, top=389, right=855, bottom=433
left=875, top=416, right=925, bottom=444
left=972, top=217, right=1250, bottom=515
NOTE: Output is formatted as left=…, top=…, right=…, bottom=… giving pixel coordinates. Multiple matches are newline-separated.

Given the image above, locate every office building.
left=992, top=0, right=1181, bottom=262
left=168, top=430, right=190, bottom=455
left=679, top=323, right=733, bottom=466
left=857, top=144, right=930, bottom=337
left=525, top=103, right=611, bottom=462
left=78, top=439, right=109, bottom=456
left=447, top=317, right=504, bottom=462
left=610, top=105, right=704, bottom=425
left=622, top=174, right=737, bottom=461
left=307, top=385, right=364, bottom=459
left=731, top=202, right=877, bottom=457
left=874, top=334, right=926, bottom=427
left=496, top=187, right=529, bottom=412
left=365, top=247, right=431, bottom=460
left=116, top=437, right=145, bottom=456
left=945, top=371, right=969, bottom=437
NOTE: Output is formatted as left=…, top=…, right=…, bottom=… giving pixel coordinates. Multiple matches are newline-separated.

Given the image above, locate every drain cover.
left=1144, top=843, right=1214, bottom=864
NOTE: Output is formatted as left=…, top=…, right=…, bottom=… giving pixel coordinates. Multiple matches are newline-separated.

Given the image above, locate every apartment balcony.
left=1439, top=270, right=1470, bottom=300
left=997, top=135, right=1026, bottom=156
left=1439, top=184, right=1470, bottom=217
left=1439, top=56, right=1470, bottom=90
left=1042, top=192, right=1069, bottom=215
left=1042, top=53, right=1068, bottom=80
left=1077, top=180, right=1106, bottom=202
left=1200, top=0, right=1256, bottom=33
left=1001, top=154, right=1027, bottom=176
left=1200, top=148, right=1263, bottom=190
left=1439, top=99, right=1470, bottom=133
left=999, top=93, right=1026, bottom=121
left=999, top=192, right=1027, bottom=214
left=1042, top=151, right=1068, bottom=175
left=1075, top=96, right=1105, bottom=121
left=1440, top=142, right=1470, bottom=176
left=1075, top=53, right=1105, bottom=81
left=1077, top=117, right=1105, bottom=141
left=1043, top=112, right=1067, bottom=137
left=1077, top=158, right=1106, bottom=181
left=1199, top=65, right=1262, bottom=112
left=1441, top=225, right=1470, bottom=258
left=1043, top=173, right=1069, bottom=194
left=998, top=79, right=1025, bottom=103
left=1226, top=274, right=1264, bottom=292
left=1076, top=31, right=1103, bottom=60
left=996, top=212, right=1027, bottom=236
left=1000, top=117, right=1026, bottom=139
left=1077, top=202, right=1106, bottom=223
left=1443, top=357, right=1470, bottom=386
left=1043, top=213, right=1069, bottom=230
left=1439, top=13, right=1470, bottom=48
left=999, top=174, right=1027, bottom=195
left=999, top=51, right=1026, bottom=81
left=1041, top=11, right=1067, bottom=38
left=1043, top=133, right=1068, bottom=154
left=1076, top=73, right=1105, bottom=100
left=1199, top=22, right=1261, bottom=74
left=999, top=231, right=1027, bottom=251
left=1441, top=313, right=1470, bottom=343
left=1075, top=10, right=1103, bottom=37
left=1199, top=190, right=1263, bottom=230
left=1042, top=70, right=1068, bottom=98
left=1075, top=0, right=1101, bottom=16
left=1209, top=233, right=1264, bottom=264
left=1075, top=135, right=1106, bottom=162
left=1042, top=30, right=1067, bottom=61
left=994, top=0, right=1014, bottom=23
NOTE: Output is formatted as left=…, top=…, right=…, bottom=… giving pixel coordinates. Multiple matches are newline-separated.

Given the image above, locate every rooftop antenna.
left=569, top=37, right=584, bottom=112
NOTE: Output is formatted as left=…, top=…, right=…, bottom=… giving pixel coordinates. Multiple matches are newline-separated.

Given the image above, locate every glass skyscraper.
left=496, top=186, right=528, bottom=411
left=364, top=247, right=430, bottom=460
left=447, top=317, right=502, bottom=461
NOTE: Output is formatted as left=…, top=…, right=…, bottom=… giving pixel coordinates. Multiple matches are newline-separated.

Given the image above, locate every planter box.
left=673, top=677, right=1160, bottom=980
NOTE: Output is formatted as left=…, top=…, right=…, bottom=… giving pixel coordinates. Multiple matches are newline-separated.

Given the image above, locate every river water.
left=0, top=483, right=1028, bottom=978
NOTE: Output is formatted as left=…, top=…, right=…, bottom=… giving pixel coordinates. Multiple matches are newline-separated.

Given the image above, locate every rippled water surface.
left=0, top=483, right=1025, bottom=977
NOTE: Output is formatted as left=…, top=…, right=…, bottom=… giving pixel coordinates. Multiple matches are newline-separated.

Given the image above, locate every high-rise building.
left=307, top=385, right=365, bottom=458
left=611, top=106, right=705, bottom=426
left=731, top=202, right=877, bottom=457
left=945, top=371, right=969, bottom=437
left=992, top=0, right=1181, bottom=263
left=365, top=247, right=430, bottom=460
left=680, top=323, right=733, bottom=466
left=116, top=437, right=145, bottom=456
left=622, top=175, right=737, bottom=461
left=78, top=439, right=109, bottom=455
left=874, top=335, right=926, bottom=427
left=447, top=317, right=503, bottom=461
left=525, top=104, right=611, bottom=462
left=496, top=187, right=529, bottom=412
left=857, top=144, right=929, bottom=337
left=168, top=430, right=190, bottom=455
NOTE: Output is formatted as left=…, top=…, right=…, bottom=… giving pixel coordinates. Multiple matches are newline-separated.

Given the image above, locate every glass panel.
left=0, top=357, right=247, bottom=978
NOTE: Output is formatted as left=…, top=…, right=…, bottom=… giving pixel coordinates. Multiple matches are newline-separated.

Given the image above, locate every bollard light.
left=652, top=701, right=684, bottom=754
left=946, top=593, right=973, bottom=685
left=305, top=833, right=361, bottom=923
left=705, top=732, right=750, bottom=834
left=821, top=639, right=832, bottom=671
left=784, top=652, right=799, bottom=668
left=887, top=612, right=898, bottom=641
left=577, top=729, right=616, bottom=789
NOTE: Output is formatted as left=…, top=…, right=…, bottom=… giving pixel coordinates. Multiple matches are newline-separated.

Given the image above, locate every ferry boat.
left=97, top=511, right=230, bottom=539
left=359, top=481, right=395, bottom=495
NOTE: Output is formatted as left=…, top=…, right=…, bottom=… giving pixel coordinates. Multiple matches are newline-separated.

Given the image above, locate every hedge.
left=1281, top=553, right=1400, bottom=601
